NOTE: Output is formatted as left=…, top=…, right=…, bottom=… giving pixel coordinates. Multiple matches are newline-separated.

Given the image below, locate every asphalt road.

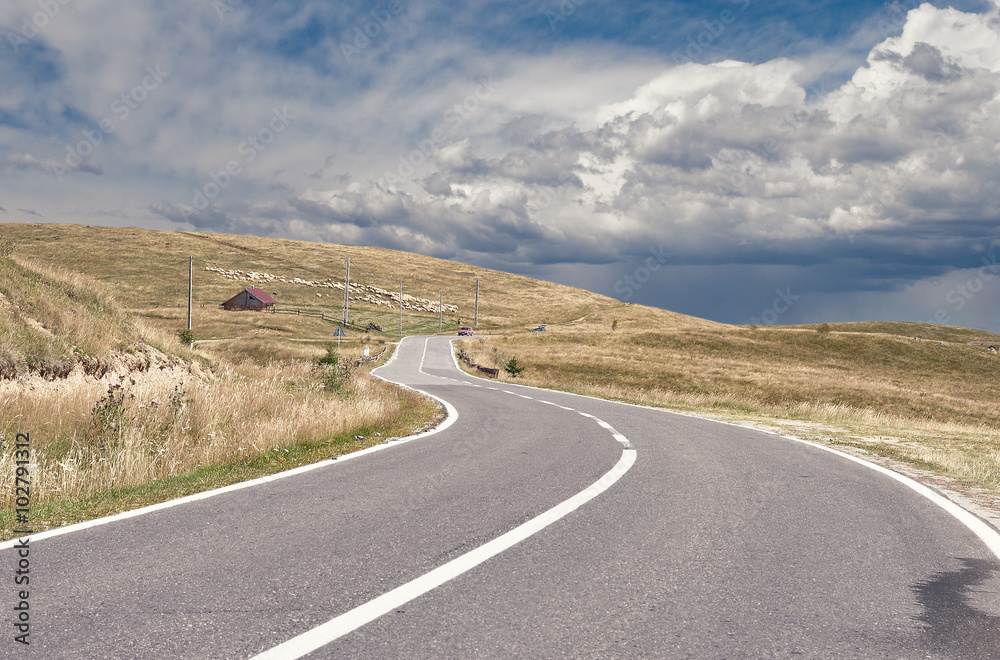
left=2, top=335, right=999, bottom=658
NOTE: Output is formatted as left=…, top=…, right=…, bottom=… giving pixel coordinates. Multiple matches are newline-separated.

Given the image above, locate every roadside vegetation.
left=458, top=306, right=1000, bottom=508
left=0, top=240, right=439, bottom=540
left=3, top=222, right=999, bottom=526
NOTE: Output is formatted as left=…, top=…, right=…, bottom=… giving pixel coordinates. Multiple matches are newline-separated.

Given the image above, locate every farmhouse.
left=221, top=288, right=277, bottom=311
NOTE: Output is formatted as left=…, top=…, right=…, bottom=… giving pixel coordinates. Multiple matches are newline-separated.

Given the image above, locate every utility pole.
left=187, top=256, right=193, bottom=332
left=474, top=278, right=480, bottom=329
left=439, top=291, right=443, bottom=332
left=399, top=279, right=403, bottom=337
left=343, top=256, right=350, bottom=325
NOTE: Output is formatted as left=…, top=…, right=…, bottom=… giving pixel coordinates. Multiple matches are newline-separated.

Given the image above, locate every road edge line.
left=447, top=338, right=1000, bottom=560
left=0, top=338, right=456, bottom=551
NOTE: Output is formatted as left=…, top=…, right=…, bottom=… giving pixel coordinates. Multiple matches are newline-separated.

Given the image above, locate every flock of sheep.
left=205, top=266, right=459, bottom=313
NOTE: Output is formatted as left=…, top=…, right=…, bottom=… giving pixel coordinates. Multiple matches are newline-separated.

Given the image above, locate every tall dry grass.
left=0, top=255, right=141, bottom=370
left=459, top=322, right=1000, bottom=494
left=0, top=358, right=408, bottom=506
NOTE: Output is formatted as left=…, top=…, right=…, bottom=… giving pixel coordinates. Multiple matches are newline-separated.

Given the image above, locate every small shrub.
left=817, top=323, right=831, bottom=334
left=167, top=383, right=188, bottom=419
left=314, top=344, right=352, bottom=393
left=178, top=329, right=194, bottom=344
left=316, top=344, right=339, bottom=366
left=504, top=357, right=524, bottom=377
left=91, top=379, right=135, bottom=442
left=612, top=319, right=618, bottom=331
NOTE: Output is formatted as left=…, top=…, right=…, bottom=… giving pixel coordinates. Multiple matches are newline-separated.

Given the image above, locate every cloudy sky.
left=3, top=0, right=1000, bottom=331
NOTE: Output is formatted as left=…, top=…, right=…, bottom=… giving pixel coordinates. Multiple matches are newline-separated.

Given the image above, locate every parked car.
left=531, top=325, right=546, bottom=332
left=458, top=326, right=474, bottom=336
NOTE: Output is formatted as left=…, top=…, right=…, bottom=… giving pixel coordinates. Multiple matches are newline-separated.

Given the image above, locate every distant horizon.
left=5, top=219, right=999, bottom=337
left=2, top=0, right=999, bottom=334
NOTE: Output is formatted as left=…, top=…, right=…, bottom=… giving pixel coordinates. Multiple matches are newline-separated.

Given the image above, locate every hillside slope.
left=0, top=242, right=192, bottom=379
left=0, top=230, right=440, bottom=539
left=1, top=223, right=663, bottom=335
left=3, top=222, right=999, bottom=515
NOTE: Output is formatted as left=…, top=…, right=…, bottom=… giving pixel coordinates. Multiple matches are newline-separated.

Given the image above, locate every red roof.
left=247, top=288, right=277, bottom=304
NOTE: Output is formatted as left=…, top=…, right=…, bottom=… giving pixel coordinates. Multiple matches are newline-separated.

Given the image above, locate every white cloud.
left=3, top=0, right=1000, bottom=329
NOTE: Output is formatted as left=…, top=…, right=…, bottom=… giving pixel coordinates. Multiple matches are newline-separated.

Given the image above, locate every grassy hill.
left=0, top=242, right=152, bottom=378
left=0, top=227, right=443, bottom=539
left=458, top=307, right=1000, bottom=513
left=2, top=222, right=999, bottom=523
left=2, top=223, right=621, bottom=350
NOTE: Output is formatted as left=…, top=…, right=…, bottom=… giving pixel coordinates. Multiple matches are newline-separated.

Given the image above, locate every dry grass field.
left=0, top=230, right=444, bottom=538
left=1, top=223, right=610, bottom=340
left=3, top=222, right=1000, bottom=527
left=457, top=304, right=1000, bottom=512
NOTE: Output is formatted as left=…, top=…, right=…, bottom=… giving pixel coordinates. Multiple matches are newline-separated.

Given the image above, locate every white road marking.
left=418, top=337, right=431, bottom=374
left=611, top=433, right=633, bottom=449
left=0, top=384, right=459, bottom=552
left=251, top=449, right=637, bottom=660
left=780, top=437, right=1000, bottom=561
left=0, top=340, right=459, bottom=552
left=442, top=338, right=1000, bottom=562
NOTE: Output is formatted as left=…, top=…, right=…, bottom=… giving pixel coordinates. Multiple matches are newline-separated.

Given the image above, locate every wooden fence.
left=352, top=346, right=388, bottom=371
left=269, top=307, right=372, bottom=333
left=458, top=349, right=499, bottom=378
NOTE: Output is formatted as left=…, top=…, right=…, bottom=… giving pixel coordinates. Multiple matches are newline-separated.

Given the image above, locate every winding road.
left=3, top=335, right=999, bottom=658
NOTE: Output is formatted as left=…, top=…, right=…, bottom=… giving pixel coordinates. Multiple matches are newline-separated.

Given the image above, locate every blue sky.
left=2, top=0, right=1000, bottom=332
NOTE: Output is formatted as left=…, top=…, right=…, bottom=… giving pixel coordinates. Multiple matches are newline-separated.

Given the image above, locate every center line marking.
left=251, top=449, right=637, bottom=659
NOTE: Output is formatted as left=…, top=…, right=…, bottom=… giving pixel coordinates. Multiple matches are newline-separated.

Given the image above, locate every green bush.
left=314, top=344, right=352, bottom=393
left=504, top=357, right=524, bottom=377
